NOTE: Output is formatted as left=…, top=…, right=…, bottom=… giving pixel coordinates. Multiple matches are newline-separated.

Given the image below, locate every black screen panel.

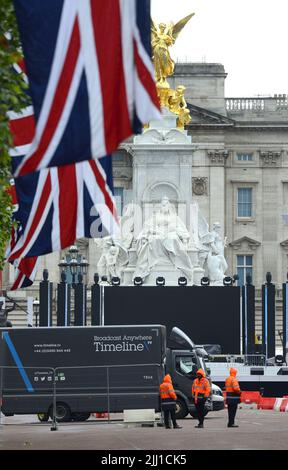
left=104, top=286, right=240, bottom=354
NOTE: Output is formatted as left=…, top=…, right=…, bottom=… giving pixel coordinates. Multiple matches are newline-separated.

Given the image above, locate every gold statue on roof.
left=168, top=85, right=192, bottom=129
left=151, top=13, right=194, bottom=87
left=151, top=13, right=195, bottom=128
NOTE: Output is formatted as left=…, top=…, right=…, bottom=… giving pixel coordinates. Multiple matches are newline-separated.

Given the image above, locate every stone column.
left=208, top=150, right=229, bottom=237
left=260, top=151, right=282, bottom=284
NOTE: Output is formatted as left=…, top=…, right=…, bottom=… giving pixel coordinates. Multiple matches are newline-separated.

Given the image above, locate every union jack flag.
left=7, top=64, right=119, bottom=289
left=13, top=0, right=160, bottom=177
left=6, top=180, right=38, bottom=290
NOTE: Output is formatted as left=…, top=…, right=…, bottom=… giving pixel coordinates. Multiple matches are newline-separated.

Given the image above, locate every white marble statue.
left=119, top=203, right=135, bottom=250
left=133, top=196, right=193, bottom=280
left=199, top=220, right=228, bottom=284
left=97, top=237, right=128, bottom=281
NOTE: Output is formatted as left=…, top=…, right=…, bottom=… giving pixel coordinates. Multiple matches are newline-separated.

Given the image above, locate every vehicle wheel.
left=190, top=410, right=208, bottom=419
left=175, top=398, right=188, bottom=419
left=49, top=402, right=71, bottom=423
left=71, top=412, right=90, bottom=422
left=37, top=413, right=49, bottom=422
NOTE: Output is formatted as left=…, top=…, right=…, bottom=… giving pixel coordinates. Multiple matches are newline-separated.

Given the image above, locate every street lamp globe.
left=69, top=245, right=79, bottom=259
left=80, top=257, right=89, bottom=275
left=33, top=298, right=40, bottom=327
left=69, top=258, right=78, bottom=276
left=58, top=257, right=68, bottom=273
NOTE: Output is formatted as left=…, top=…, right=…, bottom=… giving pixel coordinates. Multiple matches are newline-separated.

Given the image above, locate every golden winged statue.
left=151, top=13, right=195, bottom=87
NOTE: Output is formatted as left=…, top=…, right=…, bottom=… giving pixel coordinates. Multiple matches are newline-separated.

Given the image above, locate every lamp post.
left=58, top=245, right=89, bottom=285
left=58, top=245, right=89, bottom=326
left=262, top=272, right=275, bottom=360
left=80, top=257, right=89, bottom=276
left=33, top=298, right=40, bottom=327
left=69, top=258, right=78, bottom=286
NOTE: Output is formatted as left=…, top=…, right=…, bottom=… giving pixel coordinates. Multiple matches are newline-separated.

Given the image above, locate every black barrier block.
left=242, top=284, right=255, bottom=354
left=283, top=283, right=288, bottom=360
left=91, top=283, right=100, bottom=325
left=262, top=283, right=276, bottom=358
left=74, top=284, right=87, bottom=326
left=104, top=286, right=241, bottom=354
left=57, top=282, right=71, bottom=326
left=39, top=280, right=53, bottom=327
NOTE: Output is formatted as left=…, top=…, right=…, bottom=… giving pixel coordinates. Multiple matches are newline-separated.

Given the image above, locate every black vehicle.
left=0, top=325, right=219, bottom=422
left=0, top=325, right=166, bottom=422
left=166, top=327, right=213, bottom=419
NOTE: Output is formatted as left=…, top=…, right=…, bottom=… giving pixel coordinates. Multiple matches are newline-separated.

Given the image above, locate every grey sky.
left=151, top=0, right=288, bottom=97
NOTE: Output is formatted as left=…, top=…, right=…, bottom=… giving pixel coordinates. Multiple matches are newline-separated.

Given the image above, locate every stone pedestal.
left=119, top=113, right=206, bottom=286
left=129, top=111, right=196, bottom=233
left=122, top=244, right=205, bottom=286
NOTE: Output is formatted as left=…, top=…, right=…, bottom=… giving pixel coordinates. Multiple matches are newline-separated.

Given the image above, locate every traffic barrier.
left=224, top=390, right=260, bottom=407
left=273, top=398, right=283, bottom=411
left=256, top=396, right=288, bottom=411
left=279, top=397, right=288, bottom=412
left=222, top=392, right=288, bottom=411
left=94, top=412, right=108, bottom=418
left=273, top=397, right=288, bottom=412
left=257, top=397, right=276, bottom=410
left=241, top=391, right=261, bottom=404
left=224, top=390, right=288, bottom=411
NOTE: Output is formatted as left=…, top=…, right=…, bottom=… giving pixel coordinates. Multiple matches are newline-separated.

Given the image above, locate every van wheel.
left=49, top=402, right=71, bottom=423
left=71, top=412, right=91, bottom=422
left=37, top=413, right=49, bottom=422
left=175, top=398, right=188, bottom=419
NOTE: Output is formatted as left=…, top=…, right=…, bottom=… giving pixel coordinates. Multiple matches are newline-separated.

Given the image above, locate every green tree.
left=0, top=0, right=30, bottom=268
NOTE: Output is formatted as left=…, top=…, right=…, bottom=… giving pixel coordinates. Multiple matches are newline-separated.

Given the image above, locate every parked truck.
left=0, top=325, right=222, bottom=422
left=165, top=327, right=215, bottom=419
left=0, top=325, right=166, bottom=421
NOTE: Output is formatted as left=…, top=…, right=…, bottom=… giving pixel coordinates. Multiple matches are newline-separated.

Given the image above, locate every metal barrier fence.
left=208, top=354, right=267, bottom=367
left=0, top=363, right=163, bottom=431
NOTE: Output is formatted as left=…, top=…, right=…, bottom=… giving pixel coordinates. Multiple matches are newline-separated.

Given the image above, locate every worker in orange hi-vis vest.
left=192, top=368, right=211, bottom=428
left=159, top=374, right=182, bottom=429
left=225, top=367, right=242, bottom=428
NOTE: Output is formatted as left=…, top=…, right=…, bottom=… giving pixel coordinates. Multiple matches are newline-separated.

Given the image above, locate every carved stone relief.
left=192, top=177, right=208, bottom=196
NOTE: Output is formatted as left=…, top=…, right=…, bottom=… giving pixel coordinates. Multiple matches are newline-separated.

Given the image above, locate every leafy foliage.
left=0, top=0, right=30, bottom=268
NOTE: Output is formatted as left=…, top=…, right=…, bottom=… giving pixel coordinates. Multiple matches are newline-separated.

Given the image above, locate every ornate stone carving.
left=180, top=155, right=193, bottom=165
left=207, top=150, right=229, bottom=166
left=124, top=145, right=136, bottom=158
left=149, top=183, right=179, bottom=202
left=192, top=177, right=208, bottom=196
left=134, top=197, right=193, bottom=281
left=229, top=236, right=261, bottom=251
left=198, top=221, right=228, bottom=285
left=280, top=239, right=288, bottom=251
left=259, top=151, right=281, bottom=166
left=133, top=127, right=192, bottom=145
left=113, top=167, right=132, bottom=181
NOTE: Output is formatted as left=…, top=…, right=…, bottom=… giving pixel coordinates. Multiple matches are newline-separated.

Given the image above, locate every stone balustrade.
left=226, top=95, right=288, bottom=113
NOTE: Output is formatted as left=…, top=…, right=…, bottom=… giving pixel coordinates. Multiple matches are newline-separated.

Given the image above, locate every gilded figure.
left=151, top=13, right=195, bottom=87
left=168, top=85, right=192, bottom=128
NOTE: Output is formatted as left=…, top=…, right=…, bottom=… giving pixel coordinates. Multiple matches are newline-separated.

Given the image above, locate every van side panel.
left=0, top=326, right=165, bottom=415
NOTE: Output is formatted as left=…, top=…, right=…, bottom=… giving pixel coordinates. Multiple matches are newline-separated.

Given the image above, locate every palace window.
left=237, top=188, right=252, bottom=217
left=237, top=153, right=253, bottom=162
left=237, top=255, right=253, bottom=286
